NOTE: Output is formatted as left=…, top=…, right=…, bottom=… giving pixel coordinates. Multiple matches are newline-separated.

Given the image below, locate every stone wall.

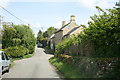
left=61, top=56, right=119, bottom=78
left=64, top=41, right=95, bottom=56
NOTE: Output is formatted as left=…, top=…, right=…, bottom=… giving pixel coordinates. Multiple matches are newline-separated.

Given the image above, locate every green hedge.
left=55, top=36, right=76, bottom=54
left=3, top=46, right=29, bottom=58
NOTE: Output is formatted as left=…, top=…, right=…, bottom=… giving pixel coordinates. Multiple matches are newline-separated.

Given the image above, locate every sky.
left=0, top=0, right=118, bottom=36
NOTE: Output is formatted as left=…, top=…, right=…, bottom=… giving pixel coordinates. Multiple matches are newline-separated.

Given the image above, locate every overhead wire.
left=0, top=5, right=30, bottom=25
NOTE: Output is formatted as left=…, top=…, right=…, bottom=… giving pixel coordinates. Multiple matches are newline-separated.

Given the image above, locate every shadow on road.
left=43, top=47, right=54, bottom=55
left=2, top=71, right=8, bottom=75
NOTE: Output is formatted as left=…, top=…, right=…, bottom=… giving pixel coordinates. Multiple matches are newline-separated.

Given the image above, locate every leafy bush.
left=2, top=26, right=17, bottom=48
left=41, top=38, right=47, bottom=47
left=12, top=38, right=21, bottom=46
left=2, top=24, right=36, bottom=54
left=49, top=57, right=81, bottom=78
left=55, top=37, right=75, bottom=54
left=3, top=46, right=29, bottom=58
left=13, top=25, right=36, bottom=54
left=84, top=7, right=120, bottom=57
left=55, top=7, right=120, bottom=58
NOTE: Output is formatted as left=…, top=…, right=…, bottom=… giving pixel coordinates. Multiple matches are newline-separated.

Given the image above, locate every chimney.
left=62, top=21, right=66, bottom=27
left=70, top=15, right=75, bottom=22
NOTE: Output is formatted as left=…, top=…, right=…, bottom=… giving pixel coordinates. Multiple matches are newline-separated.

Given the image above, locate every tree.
left=43, top=31, right=48, bottom=38
left=55, top=6, right=120, bottom=57
left=13, top=24, right=36, bottom=54
left=84, top=6, right=120, bottom=57
left=37, top=30, right=43, bottom=43
left=2, top=24, right=36, bottom=55
left=2, top=26, right=16, bottom=48
left=43, top=27, right=57, bottom=38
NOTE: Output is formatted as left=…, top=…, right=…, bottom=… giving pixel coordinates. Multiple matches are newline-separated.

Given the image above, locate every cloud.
left=23, top=18, right=42, bottom=37
left=0, top=0, right=10, bottom=8
left=79, top=18, right=91, bottom=27
left=77, top=0, right=96, bottom=9
left=54, top=21, right=62, bottom=29
left=96, top=0, right=116, bottom=9
left=0, top=0, right=117, bottom=9
left=77, top=0, right=117, bottom=10
left=2, top=0, right=75, bottom=2
left=2, top=0, right=116, bottom=3
left=31, top=24, right=43, bottom=37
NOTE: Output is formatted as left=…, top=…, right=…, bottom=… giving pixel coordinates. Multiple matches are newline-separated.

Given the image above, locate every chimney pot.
left=70, top=15, right=75, bottom=22
left=62, top=21, right=66, bottom=27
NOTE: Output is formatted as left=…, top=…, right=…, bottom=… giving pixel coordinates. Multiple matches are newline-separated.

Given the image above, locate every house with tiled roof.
left=48, top=15, right=83, bottom=50
left=63, top=26, right=83, bottom=39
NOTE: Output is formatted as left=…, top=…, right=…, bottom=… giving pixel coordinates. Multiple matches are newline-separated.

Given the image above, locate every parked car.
left=37, top=43, right=43, bottom=48
left=0, top=51, right=11, bottom=74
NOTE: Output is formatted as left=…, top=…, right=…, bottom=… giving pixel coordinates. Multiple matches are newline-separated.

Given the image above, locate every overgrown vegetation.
left=37, top=27, right=57, bottom=47
left=3, top=46, right=29, bottom=58
left=56, top=6, right=120, bottom=58
left=50, top=56, right=120, bottom=78
left=53, top=6, right=120, bottom=78
left=2, top=24, right=36, bottom=58
left=49, top=57, right=82, bottom=78
left=56, top=37, right=75, bottom=54
left=43, top=27, right=57, bottom=38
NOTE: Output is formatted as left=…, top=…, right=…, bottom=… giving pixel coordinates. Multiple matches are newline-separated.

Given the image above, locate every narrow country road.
left=2, top=47, right=60, bottom=78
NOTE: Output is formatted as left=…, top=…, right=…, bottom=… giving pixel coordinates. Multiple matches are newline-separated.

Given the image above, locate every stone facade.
left=48, top=15, right=83, bottom=50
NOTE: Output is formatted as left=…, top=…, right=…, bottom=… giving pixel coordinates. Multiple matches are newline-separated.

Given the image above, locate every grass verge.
left=49, top=57, right=82, bottom=78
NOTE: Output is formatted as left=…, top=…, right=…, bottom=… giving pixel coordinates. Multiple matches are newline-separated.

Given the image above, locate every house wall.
left=54, top=31, right=63, bottom=45
left=48, top=15, right=82, bottom=47
left=50, top=38, right=55, bottom=50
left=64, top=41, right=95, bottom=56
left=62, top=35, right=70, bottom=40
left=70, top=27, right=83, bottom=37
left=63, top=22, right=78, bottom=35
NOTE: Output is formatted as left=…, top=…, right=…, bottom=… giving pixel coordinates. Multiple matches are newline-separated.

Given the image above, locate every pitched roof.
left=63, top=26, right=80, bottom=36
left=60, top=22, right=70, bottom=30
left=54, top=22, right=70, bottom=33
left=49, top=34, right=55, bottom=39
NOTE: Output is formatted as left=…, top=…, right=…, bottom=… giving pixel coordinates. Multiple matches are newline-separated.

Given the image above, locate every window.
left=68, top=25, right=70, bottom=30
left=2, top=53, right=5, bottom=60
left=0, top=53, right=1, bottom=60
left=4, top=52, right=9, bottom=60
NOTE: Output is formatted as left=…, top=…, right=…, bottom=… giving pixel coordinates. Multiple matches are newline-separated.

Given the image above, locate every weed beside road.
left=49, top=56, right=119, bottom=79
left=49, top=57, right=81, bottom=78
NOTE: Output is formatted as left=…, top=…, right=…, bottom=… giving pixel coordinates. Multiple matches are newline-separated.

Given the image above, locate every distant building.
left=48, top=15, right=83, bottom=50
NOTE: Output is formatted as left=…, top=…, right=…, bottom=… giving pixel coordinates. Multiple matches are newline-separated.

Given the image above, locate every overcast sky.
left=0, top=0, right=118, bottom=36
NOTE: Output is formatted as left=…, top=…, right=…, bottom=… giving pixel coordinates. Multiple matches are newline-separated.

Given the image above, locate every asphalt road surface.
left=2, top=47, right=60, bottom=78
